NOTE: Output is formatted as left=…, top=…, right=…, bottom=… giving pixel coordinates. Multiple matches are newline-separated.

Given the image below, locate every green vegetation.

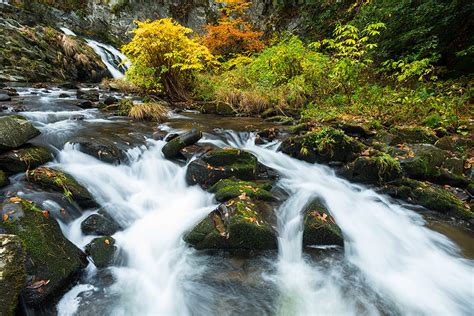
left=209, top=178, right=274, bottom=202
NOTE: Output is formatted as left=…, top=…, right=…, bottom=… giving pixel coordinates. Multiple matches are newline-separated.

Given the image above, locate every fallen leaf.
left=41, top=210, right=49, bottom=219
left=9, top=197, right=22, bottom=203
left=2, top=214, right=8, bottom=221
left=104, top=239, right=110, bottom=245
left=27, top=279, right=50, bottom=289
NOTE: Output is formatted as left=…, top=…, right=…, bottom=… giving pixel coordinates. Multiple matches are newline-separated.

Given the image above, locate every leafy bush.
left=122, top=18, right=216, bottom=100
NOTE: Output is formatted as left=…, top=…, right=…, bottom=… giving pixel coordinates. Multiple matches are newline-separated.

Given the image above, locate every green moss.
left=303, top=200, right=343, bottom=246
left=0, top=170, right=8, bottom=188
left=0, top=197, right=86, bottom=305
left=0, top=145, right=52, bottom=174
left=209, top=178, right=274, bottom=202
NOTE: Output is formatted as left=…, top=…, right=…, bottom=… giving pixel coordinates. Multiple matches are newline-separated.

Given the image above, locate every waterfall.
left=60, top=27, right=130, bottom=79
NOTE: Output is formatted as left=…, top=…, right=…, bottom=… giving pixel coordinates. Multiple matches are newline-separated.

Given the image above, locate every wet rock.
left=389, top=126, right=438, bottom=145
left=279, top=127, right=364, bottom=164
left=162, top=128, right=202, bottom=159
left=185, top=199, right=277, bottom=250
left=0, top=93, right=12, bottom=101
left=0, top=116, right=40, bottom=153
left=81, top=210, right=121, bottom=236
left=0, top=170, right=8, bottom=188
left=77, top=89, right=99, bottom=102
left=0, top=234, right=26, bottom=316
left=186, top=148, right=259, bottom=187
left=58, top=93, right=69, bottom=98
left=199, top=102, right=236, bottom=115
left=70, top=137, right=126, bottom=164
left=59, top=82, right=79, bottom=90
left=77, top=100, right=94, bottom=109
left=103, top=96, right=118, bottom=105
left=85, top=236, right=116, bottom=268
left=331, top=121, right=374, bottom=137
left=0, top=145, right=53, bottom=175
left=343, top=152, right=402, bottom=184
left=209, top=178, right=274, bottom=202
left=443, top=157, right=465, bottom=175
left=255, top=128, right=278, bottom=144
left=0, top=198, right=87, bottom=306
left=303, top=200, right=343, bottom=246
left=380, top=178, right=473, bottom=220
left=26, top=167, right=97, bottom=208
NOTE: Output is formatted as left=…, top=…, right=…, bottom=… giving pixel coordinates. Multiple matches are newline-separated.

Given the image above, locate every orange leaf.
left=42, top=210, right=49, bottom=219
left=9, top=197, right=22, bottom=203
left=2, top=214, right=8, bottom=221
left=104, top=239, right=110, bottom=245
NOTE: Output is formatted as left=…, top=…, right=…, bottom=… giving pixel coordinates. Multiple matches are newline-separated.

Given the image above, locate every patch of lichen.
left=0, top=197, right=86, bottom=304
left=209, top=178, right=274, bottom=202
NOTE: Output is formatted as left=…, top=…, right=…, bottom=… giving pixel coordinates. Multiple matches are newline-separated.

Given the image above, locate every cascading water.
left=60, top=27, right=130, bottom=79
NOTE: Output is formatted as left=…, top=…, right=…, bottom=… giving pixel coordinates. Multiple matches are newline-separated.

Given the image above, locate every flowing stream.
left=1, top=86, right=472, bottom=315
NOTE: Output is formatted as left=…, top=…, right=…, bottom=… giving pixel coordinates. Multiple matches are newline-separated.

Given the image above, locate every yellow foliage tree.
left=122, top=18, right=216, bottom=100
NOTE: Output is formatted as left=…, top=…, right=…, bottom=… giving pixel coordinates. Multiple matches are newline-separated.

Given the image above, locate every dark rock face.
left=0, top=170, right=8, bottom=188
left=0, top=234, right=26, bottom=316
left=303, top=200, right=343, bottom=247
left=103, top=96, right=118, bottom=105
left=279, top=127, right=364, bottom=164
left=85, top=237, right=116, bottom=268
left=0, top=198, right=87, bottom=306
left=162, top=128, right=202, bottom=159
left=185, top=199, right=277, bottom=250
left=81, top=210, right=121, bottom=236
left=186, top=148, right=259, bottom=187
left=77, top=89, right=100, bottom=102
left=77, top=100, right=94, bottom=109
left=390, top=126, right=438, bottom=145
left=26, top=167, right=97, bottom=208
left=0, top=116, right=40, bottom=153
left=70, top=137, right=126, bottom=164
left=380, top=178, right=473, bottom=220
left=0, top=145, right=53, bottom=175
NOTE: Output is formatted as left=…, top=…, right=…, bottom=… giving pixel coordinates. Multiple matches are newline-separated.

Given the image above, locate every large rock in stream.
left=162, top=128, right=202, bottom=159
left=279, top=127, right=364, bottom=164
left=185, top=198, right=277, bottom=250
left=0, top=116, right=40, bottom=153
left=186, top=148, right=259, bottom=187
left=303, top=200, right=343, bottom=247
left=69, top=137, right=126, bottom=164
left=81, top=209, right=122, bottom=236
left=0, top=145, right=53, bottom=175
left=26, top=167, right=97, bottom=208
left=85, top=236, right=117, bottom=268
left=0, top=197, right=88, bottom=306
left=0, top=234, right=26, bottom=316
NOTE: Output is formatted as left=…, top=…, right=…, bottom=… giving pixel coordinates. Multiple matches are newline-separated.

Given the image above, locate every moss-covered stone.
left=85, top=236, right=116, bottom=268
left=0, top=170, right=8, bottom=188
left=209, top=178, right=274, bottom=202
left=303, top=200, right=343, bottom=246
left=264, top=115, right=296, bottom=125
left=381, top=178, right=473, bottom=220
left=185, top=198, right=277, bottom=250
left=0, top=145, right=52, bottom=175
left=0, top=198, right=87, bottom=306
left=279, top=127, right=365, bottom=164
left=162, top=128, right=202, bottom=159
left=0, top=116, right=40, bottom=153
left=0, top=234, right=26, bottom=316
left=390, top=126, right=438, bottom=145
left=26, top=167, right=97, bottom=208
left=344, top=152, right=402, bottom=183
left=186, top=148, right=259, bottom=187
left=70, top=137, right=125, bottom=164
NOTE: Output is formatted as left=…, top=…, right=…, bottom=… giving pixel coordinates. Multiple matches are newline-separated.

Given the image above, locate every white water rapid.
left=60, top=27, right=130, bottom=79
left=50, top=128, right=474, bottom=316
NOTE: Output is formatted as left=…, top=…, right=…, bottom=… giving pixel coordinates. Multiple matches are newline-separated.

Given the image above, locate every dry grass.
left=216, top=89, right=270, bottom=115
left=59, top=34, right=80, bottom=57
left=101, top=78, right=140, bottom=94
left=129, top=102, right=170, bottom=122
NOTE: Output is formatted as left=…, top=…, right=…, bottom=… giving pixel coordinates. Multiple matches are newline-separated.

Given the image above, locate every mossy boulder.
left=279, top=127, right=364, bottom=164
left=0, top=170, right=8, bottom=188
left=85, top=236, right=116, bottom=268
left=185, top=198, right=277, bottom=250
left=209, top=178, right=274, bottom=202
left=381, top=178, right=473, bottom=220
left=0, top=116, right=40, bottom=153
left=0, top=234, right=26, bottom=316
left=0, top=198, right=87, bottom=306
left=26, top=167, right=97, bottom=208
left=81, top=209, right=121, bottom=236
left=303, top=201, right=343, bottom=246
left=186, top=148, right=259, bottom=187
left=70, top=137, right=126, bottom=164
left=0, top=145, right=53, bottom=175
left=162, top=128, right=202, bottom=159
left=397, top=144, right=469, bottom=187
left=343, top=152, right=402, bottom=184
left=390, top=126, right=438, bottom=145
